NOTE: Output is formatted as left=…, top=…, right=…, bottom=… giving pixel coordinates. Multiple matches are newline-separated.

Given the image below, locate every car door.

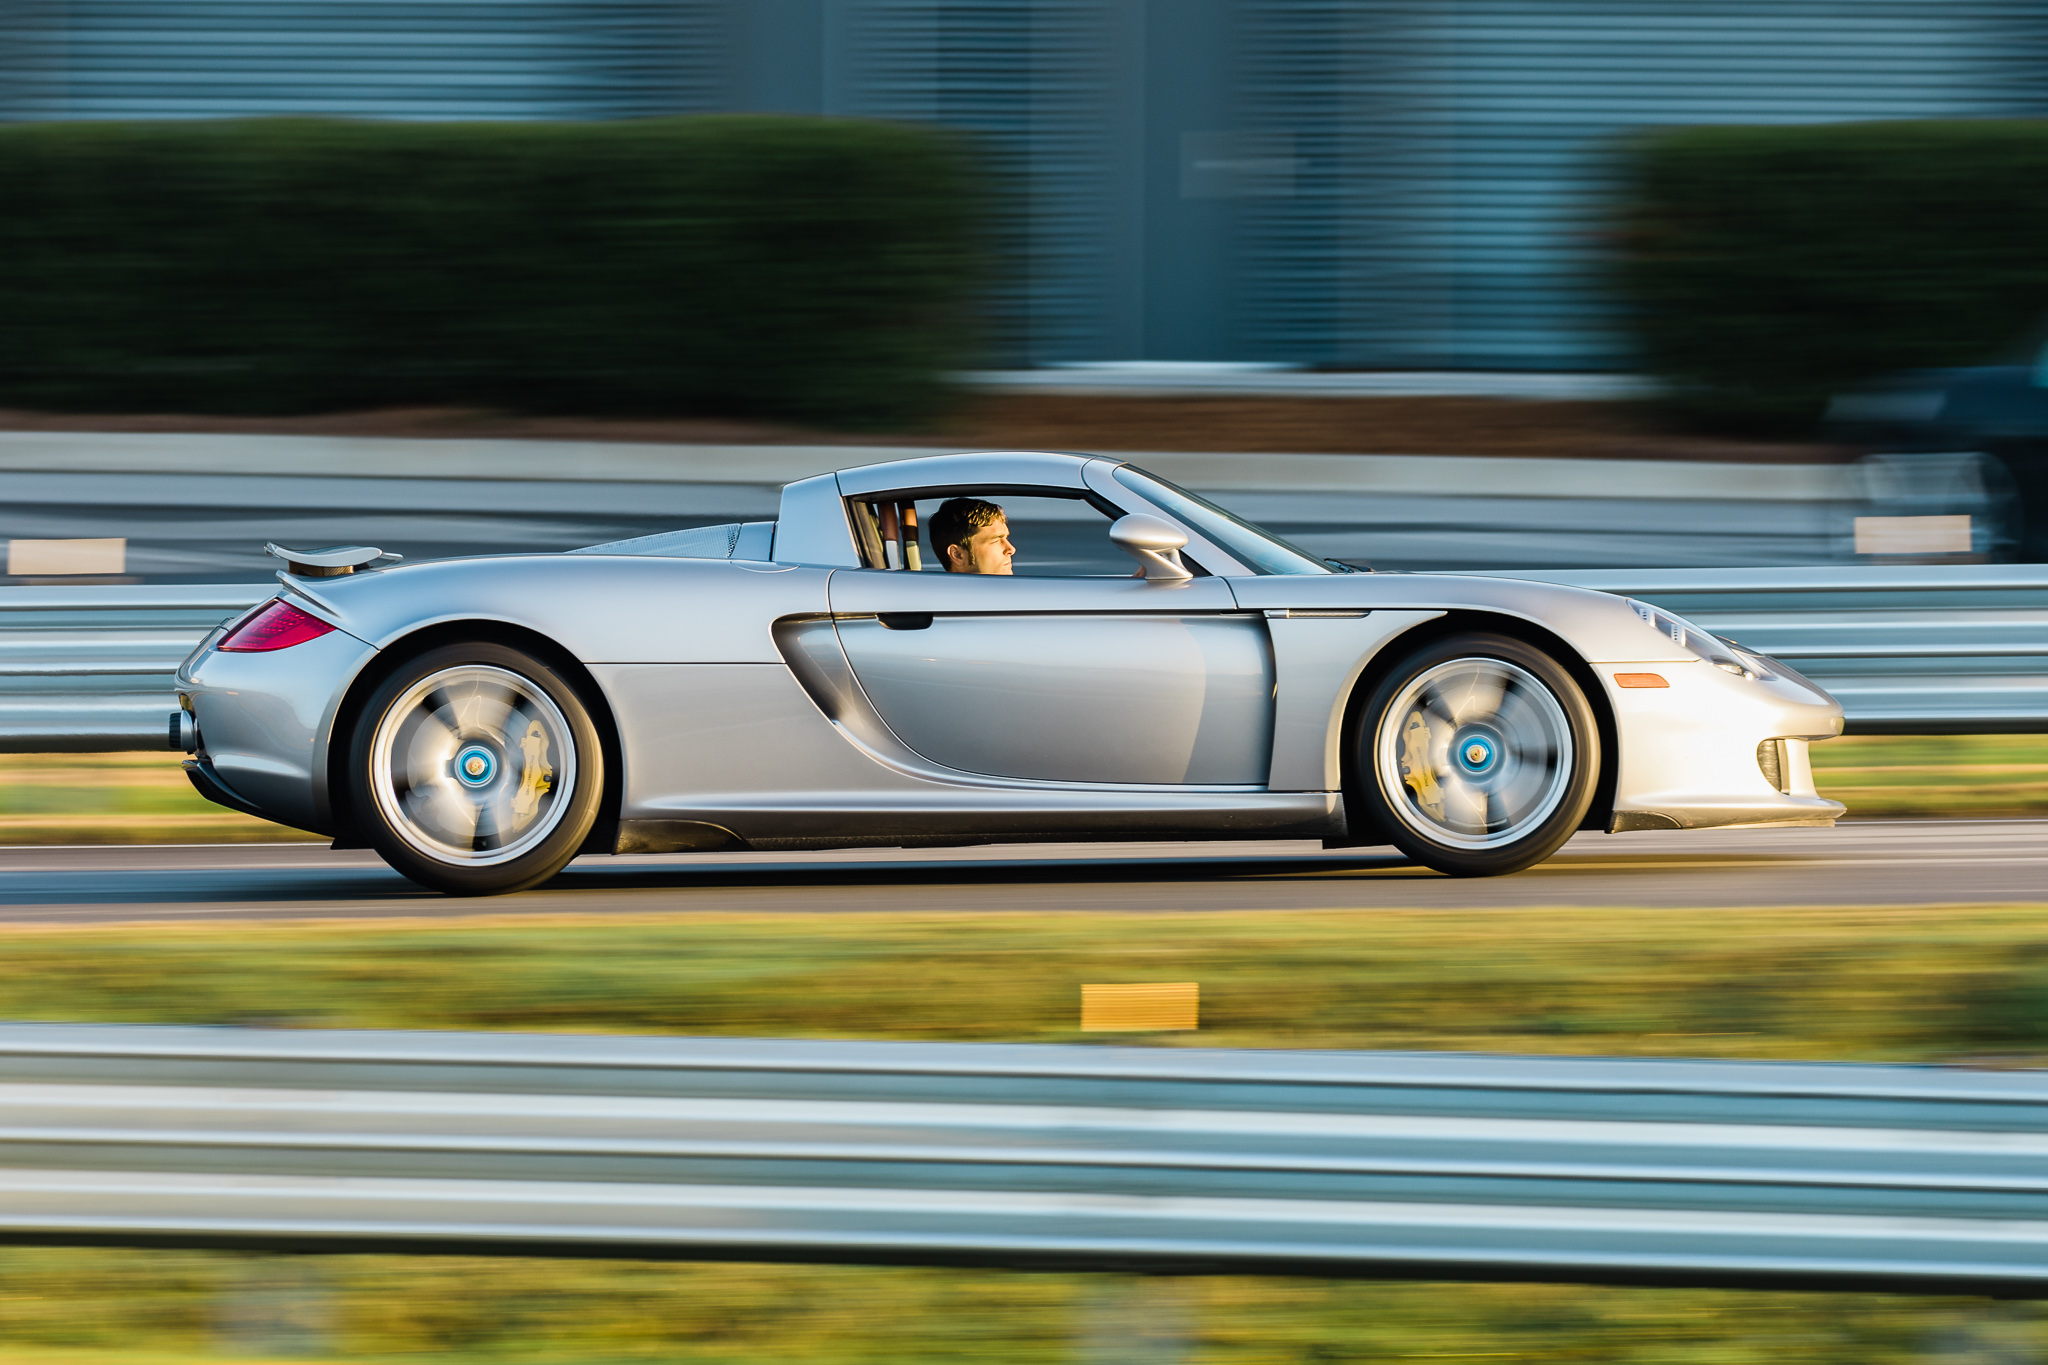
left=827, top=570, right=1274, bottom=786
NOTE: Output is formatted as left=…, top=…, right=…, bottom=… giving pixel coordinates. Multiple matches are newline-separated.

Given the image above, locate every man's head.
left=929, top=497, right=1014, bottom=575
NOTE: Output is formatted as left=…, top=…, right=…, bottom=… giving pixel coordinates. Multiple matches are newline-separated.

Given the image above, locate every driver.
left=928, top=497, right=1015, bottom=575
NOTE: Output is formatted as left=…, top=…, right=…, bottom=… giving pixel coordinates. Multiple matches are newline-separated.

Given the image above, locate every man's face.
left=948, top=517, right=1015, bottom=575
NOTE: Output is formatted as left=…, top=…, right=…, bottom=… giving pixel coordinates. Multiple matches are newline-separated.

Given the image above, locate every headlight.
left=1627, top=599, right=1775, bottom=681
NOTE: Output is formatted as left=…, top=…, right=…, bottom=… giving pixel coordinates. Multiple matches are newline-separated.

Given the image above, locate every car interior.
left=845, top=489, right=1197, bottom=577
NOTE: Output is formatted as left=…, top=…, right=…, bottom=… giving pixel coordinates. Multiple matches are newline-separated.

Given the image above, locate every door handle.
left=878, top=612, right=934, bottom=631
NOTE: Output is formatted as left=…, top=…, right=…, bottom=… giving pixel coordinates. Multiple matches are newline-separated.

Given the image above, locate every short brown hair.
left=928, top=497, right=1005, bottom=568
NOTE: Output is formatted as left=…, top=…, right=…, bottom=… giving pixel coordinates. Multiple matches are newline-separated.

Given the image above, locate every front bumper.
left=177, top=624, right=381, bottom=836
left=1603, top=658, right=1847, bottom=832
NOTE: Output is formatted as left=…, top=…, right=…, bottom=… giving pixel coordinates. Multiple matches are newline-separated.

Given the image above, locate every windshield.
left=1113, top=466, right=1334, bottom=575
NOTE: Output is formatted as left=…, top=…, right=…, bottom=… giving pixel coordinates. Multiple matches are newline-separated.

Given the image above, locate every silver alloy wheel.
left=1374, top=656, right=1573, bottom=850
left=367, top=664, right=577, bottom=867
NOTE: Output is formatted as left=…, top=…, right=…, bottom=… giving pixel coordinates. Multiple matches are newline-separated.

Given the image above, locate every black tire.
left=1352, top=632, right=1599, bottom=877
left=347, top=642, right=604, bottom=895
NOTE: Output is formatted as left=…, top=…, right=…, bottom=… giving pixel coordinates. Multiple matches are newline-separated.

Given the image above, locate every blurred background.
left=0, top=0, right=2045, bottom=577
left=2, top=0, right=2042, bottom=372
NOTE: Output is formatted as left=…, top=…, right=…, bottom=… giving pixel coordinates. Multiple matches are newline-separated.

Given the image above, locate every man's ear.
left=944, top=543, right=967, bottom=572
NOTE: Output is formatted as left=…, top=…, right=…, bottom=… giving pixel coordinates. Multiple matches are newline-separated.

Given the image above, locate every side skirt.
left=613, top=796, right=1346, bottom=854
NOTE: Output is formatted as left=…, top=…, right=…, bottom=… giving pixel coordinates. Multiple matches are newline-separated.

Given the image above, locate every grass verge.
left=4, top=902, right=2048, bottom=1061
left=3, top=1252, right=2043, bottom=1365
left=0, top=753, right=321, bottom=843
left=1808, top=732, right=2048, bottom=819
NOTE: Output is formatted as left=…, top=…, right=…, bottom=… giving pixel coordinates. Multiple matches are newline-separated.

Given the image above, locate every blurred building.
left=3, top=0, right=2045, bottom=370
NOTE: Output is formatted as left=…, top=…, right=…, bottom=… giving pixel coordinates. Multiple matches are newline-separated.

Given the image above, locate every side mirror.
left=1109, top=514, right=1193, bottom=581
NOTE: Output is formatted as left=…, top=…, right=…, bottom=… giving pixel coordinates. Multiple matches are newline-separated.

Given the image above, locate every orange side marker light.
left=1614, top=673, right=1669, bottom=688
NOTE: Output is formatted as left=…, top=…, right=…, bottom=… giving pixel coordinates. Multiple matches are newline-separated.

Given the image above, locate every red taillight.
left=217, top=600, right=336, bottom=652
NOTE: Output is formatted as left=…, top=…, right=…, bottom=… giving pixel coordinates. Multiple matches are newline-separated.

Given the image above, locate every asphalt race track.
left=0, top=820, right=2039, bottom=923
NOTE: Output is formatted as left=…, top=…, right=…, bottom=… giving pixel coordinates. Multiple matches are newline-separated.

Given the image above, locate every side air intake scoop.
left=263, top=543, right=400, bottom=577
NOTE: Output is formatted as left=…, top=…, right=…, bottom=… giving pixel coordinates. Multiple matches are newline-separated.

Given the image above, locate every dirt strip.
left=0, top=394, right=1848, bottom=464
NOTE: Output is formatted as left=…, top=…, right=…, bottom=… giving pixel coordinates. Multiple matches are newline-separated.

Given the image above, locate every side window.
left=924, top=495, right=1129, bottom=577
left=848, top=492, right=1140, bottom=577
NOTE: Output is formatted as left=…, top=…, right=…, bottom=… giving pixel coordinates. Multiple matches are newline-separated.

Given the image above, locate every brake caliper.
left=512, top=719, right=554, bottom=826
left=1399, top=708, right=1446, bottom=820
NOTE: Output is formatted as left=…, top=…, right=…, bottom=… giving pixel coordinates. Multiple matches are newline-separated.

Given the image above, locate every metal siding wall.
left=1241, top=1, right=1359, bottom=368
left=843, top=0, right=1124, bottom=364
left=1246, top=0, right=2048, bottom=370
left=1141, top=0, right=1241, bottom=360
left=5, top=0, right=2043, bottom=367
left=0, top=0, right=715, bottom=121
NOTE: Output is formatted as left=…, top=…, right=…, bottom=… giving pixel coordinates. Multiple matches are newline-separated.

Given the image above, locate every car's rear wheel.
left=1354, top=632, right=1599, bottom=877
left=348, top=642, right=603, bottom=895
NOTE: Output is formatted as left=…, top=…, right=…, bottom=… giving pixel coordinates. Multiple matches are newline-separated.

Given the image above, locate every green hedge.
left=1607, top=120, right=2048, bottom=431
left=0, top=117, right=983, bottom=427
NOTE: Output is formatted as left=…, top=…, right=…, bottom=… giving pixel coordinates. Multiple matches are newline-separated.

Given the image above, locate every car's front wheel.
left=347, top=642, right=603, bottom=895
left=1354, top=632, right=1599, bottom=877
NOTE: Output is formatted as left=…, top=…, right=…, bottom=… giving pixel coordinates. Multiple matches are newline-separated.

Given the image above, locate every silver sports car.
left=175, top=451, right=1845, bottom=894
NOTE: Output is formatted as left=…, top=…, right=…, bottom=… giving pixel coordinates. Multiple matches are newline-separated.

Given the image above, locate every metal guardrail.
left=1, top=566, right=2043, bottom=750
left=0, top=585, right=264, bottom=752
left=1507, top=565, right=2048, bottom=733
left=1, top=1023, right=2047, bottom=1290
